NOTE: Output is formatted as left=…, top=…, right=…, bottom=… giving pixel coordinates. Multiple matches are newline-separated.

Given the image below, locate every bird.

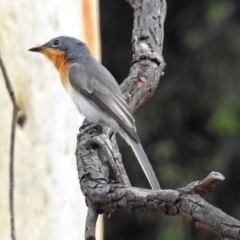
left=29, top=36, right=160, bottom=190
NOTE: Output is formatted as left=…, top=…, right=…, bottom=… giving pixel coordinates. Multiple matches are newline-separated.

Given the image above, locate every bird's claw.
left=78, top=122, right=102, bottom=138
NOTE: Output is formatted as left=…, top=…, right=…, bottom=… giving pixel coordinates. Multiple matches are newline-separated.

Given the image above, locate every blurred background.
left=100, top=0, right=240, bottom=239
left=1, top=0, right=240, bottom=239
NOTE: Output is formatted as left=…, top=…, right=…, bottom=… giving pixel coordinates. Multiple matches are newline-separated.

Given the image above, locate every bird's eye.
left=52, top=39, right=60, bottom=47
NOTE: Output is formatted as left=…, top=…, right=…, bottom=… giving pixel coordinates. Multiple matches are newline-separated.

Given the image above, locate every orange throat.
left=41, top=48, right=70, bottom=88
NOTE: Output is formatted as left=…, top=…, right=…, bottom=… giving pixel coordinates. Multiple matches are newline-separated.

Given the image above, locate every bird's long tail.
left=119, top=130, right=161, bottom=190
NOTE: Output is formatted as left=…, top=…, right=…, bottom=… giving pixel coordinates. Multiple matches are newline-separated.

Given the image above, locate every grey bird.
left=29, top=36, right=160, bottom=190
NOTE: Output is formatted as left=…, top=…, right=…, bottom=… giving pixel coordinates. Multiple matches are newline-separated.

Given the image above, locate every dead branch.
left=121, top=0, right=166, bottom=112
left=77, top=124, right=240, bottom=239
left=76, top=0, right=240, bottom=239
left=77, top=126, right=240, bottom=239
left=0, top=51, right=19, bottom=240
left=77, top=0, right=166, bottom=239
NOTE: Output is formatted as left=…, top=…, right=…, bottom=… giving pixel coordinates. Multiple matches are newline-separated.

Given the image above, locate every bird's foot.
left=78, top=122, right=102, bottom=138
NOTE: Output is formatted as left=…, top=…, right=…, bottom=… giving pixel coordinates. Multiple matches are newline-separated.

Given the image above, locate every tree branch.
left=76, top=0, right=240, bottom=239
left=0, top=51, right=19, bottom=240
left=77, top=126, right=240, bottom=239
left=85, top=208, right=99, bottom=240
left=121, top=0, right=166, bottom=112
left=77, top=0, right=166, bottom=239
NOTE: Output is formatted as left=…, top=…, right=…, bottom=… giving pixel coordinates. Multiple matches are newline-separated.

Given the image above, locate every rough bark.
left=76, top=0, right=240, bottom=239
left=121, top=0, right=166, bottom=112
left=77, top=128, right=240, bottom=239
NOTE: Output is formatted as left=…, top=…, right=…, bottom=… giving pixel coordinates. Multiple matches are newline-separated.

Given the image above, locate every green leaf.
left=208, top=107, right=240, bottom=136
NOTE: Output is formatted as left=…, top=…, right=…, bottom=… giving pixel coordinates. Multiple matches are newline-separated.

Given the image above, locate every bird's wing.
left=68, top=62, right=139, bottom=142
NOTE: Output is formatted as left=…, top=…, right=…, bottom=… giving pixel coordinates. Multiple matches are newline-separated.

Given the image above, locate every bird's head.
left=29, top=36, right=89, bottom=65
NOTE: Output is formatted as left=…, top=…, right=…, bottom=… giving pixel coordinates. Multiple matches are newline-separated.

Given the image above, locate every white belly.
left=66, top=86, right=120, bottom=131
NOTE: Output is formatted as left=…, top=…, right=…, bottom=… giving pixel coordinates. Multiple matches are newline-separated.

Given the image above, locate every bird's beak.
left=28, top=46, right=43, bottom=52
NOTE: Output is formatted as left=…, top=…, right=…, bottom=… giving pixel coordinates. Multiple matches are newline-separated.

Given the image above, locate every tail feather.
left=119, top=130, right=161, bottom=190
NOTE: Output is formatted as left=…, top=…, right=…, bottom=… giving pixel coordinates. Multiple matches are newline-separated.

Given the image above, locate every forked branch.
left=75, top=0, right=240, bottom=239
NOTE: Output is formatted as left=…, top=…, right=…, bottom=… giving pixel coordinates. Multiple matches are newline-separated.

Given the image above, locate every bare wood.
left=181, top=171, right=225, bottom=196
left=0, top=51, right=19, bottom=240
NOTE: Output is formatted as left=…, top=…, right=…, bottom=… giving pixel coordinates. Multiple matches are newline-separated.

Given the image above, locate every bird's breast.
left=41, top=48, right=71, bottom=88
left=58, top=60, right=71, bottom=89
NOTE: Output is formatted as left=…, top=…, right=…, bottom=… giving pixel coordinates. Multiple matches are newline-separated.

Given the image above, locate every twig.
left=0, top=51, right=19, bottom=240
